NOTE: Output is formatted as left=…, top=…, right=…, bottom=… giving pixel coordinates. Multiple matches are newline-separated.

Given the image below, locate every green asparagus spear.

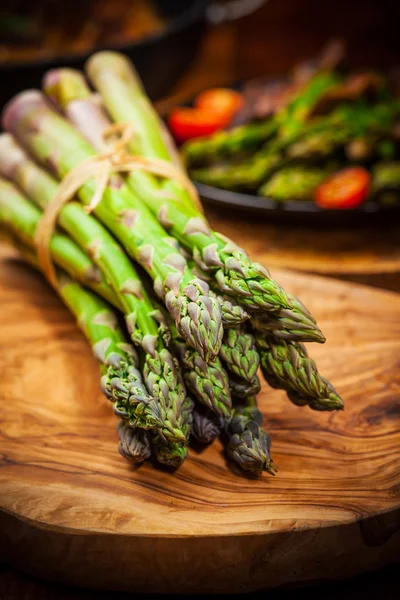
left=174, top=329, right=232, bottom=419
left=184, top=120, right=278, bottom=168
left=43, top=70, right=323, bottom=339
left=286, top=127, right=352, bottom=161
left=258, top=166, right=328, bottom=201
left=255, top=334, right=344, bottom=411
left=372, top=162, right=400, bottom=192
left=250, top=305, right=325, bottom=344
left=225, top=397, right=276, bottom=476
left=2, top=91, right=223, bottom=363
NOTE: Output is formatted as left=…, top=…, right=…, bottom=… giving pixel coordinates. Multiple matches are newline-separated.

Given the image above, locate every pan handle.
left=206, top=0, right=269, bottom=24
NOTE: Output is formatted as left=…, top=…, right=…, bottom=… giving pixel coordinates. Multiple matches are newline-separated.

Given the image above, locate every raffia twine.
left=34, top=122, right=202, bottom=288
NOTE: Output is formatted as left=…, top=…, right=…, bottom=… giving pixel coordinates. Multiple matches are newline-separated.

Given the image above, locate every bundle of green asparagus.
left=0, top=51, right=343, bottom=476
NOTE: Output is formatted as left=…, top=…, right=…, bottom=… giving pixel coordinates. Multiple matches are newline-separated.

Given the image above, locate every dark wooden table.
left=0, top=562, right=398, bottom=599
left=2, top=2, right=399, bottom=596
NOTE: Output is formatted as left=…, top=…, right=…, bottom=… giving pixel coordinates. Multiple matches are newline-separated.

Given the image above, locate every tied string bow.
left=34, top=122, right=202, bottom=288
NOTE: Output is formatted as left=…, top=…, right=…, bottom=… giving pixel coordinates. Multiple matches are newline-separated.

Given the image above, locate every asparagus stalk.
left=219, top=326, right=261, bottom=398
left=250, top=306, right=325, bottom=344
left=255, top=334, right=344, bottom=411
left=2, top=91, right=223, bottom=363
left=184, top=120, right=278, bottom=168
left=225, top=397, right=276, bottom=476
left=258, top=166, right=328, bottom=201
left=372, top=162, right=400, bottom=192
left=285, top=126, right=353, bottom=161
left=191, top=404, right=224, bottom=445
left=43, top=69, right=323, bottom=341
left=0, top=138, right=190, bottom=453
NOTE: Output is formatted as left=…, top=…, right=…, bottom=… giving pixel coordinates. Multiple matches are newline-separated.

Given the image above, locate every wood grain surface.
left=0, top=245, right=399, bottom=594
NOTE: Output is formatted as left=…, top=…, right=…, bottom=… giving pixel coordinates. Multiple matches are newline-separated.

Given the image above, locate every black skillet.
left=0, top=0, right=267, bottom=107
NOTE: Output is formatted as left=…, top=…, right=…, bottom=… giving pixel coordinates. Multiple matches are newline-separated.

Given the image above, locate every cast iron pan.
left=195, top=181, right=400, bottom=224
left=0, top=0, right=208, bottom=106
left=0, top=0, right=267, bottom=107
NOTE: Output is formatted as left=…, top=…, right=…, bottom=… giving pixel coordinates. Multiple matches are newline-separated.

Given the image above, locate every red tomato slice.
left=168, top=107, right=230, bottom=143
left=314, top=167, right=371, bottom=209
left=195, top=88, right=244, bottom=119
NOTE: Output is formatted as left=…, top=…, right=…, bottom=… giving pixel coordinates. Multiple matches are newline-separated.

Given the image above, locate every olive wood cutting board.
left=0, top=248, right=399, bottom=594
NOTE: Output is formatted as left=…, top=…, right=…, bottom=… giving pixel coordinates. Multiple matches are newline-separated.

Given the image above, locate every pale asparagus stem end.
left=43, top=69, right=91, bottom=110
left=2, top=90, right=46, bottom=135
left=86, top=51, right=144, bottom=95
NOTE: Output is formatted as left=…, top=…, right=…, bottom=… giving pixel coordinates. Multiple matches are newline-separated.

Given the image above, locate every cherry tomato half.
left=168, top=107, right=230, bottom=143
left=314, top=167, right=371, bottom=209
left=195, top=88, right=244, bottom=119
